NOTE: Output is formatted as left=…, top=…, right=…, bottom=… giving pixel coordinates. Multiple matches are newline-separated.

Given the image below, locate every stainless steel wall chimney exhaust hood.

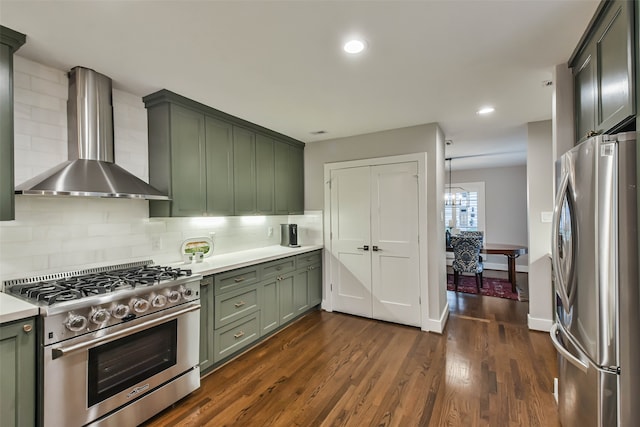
left=15, top=66, right=169, bottom=200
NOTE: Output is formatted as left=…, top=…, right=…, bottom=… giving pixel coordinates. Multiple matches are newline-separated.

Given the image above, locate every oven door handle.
left=51, top=303, right=200, bottom=360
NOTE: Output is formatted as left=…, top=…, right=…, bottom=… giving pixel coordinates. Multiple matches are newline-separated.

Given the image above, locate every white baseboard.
left=423, top=302, right=449, bottom=334
left=528, top=314, right=553, bottom=331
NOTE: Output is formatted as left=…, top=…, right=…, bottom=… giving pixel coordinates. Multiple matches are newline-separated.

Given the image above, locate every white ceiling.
left=1, top=0, right=599, bottom=170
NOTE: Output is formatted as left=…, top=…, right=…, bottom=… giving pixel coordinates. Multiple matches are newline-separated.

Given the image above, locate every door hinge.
left=331, top=283, right=333, bottom=291
left=419, top=296, right=421, bottom=305
left=330, top=231, right=333, bottom=240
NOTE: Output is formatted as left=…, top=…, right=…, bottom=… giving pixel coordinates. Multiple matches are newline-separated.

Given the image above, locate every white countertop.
left=172, top=244, right=324, bottom=276
left=0, top=293, right=39, bottom=325
left=0, top=244, right=324, bottom=323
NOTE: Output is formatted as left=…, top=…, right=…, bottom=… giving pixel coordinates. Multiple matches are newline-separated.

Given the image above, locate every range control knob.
left=151, top=294, right=168, bottom=308
left=64, top=313, right=88, bottom=332
left=166, top=289, right=181, bottom=303
left=181, top=286, right=194, bottom=299
left=90, top=308, right=111, bottom=325
left=131, top=298, right=150, bottom=314
left=112, top=304, right=130, bottom=319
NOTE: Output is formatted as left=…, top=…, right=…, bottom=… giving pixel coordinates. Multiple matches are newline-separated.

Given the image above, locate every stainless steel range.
left=4, top=260, right=202, bottom=427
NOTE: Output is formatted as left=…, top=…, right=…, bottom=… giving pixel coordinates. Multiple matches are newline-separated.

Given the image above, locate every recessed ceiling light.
left=343, top=39, right=366, bottom=54
left=476, top=107, right=495, bottom=115
left=310, top=130, right=327, bottom=135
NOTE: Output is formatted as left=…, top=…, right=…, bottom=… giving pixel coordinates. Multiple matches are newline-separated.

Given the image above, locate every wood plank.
left=143, top=291, right=559, bottom=427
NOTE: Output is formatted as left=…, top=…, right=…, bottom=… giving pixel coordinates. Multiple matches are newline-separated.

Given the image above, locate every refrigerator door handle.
left=550, top=324, right=589, bottom=373
left=552, top=173, right=573, bottom=310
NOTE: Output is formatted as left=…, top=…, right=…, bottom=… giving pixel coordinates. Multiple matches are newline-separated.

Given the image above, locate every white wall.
left=305, top=123, right=448, bottom=332
left=526, top=119, right=554, bottom=331
left=451, top=165, right=528, bottom=268
left=0, top=57, right=322, bottom=282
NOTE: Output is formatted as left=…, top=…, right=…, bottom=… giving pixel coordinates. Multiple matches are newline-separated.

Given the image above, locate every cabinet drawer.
left=296, top=251, right=322, bottom=269
left=214, top=265, right=260, bottom=295
left=214, top=285, right=259, bottom=329
left=213, top=313, right=260, bottom=363
left=261, top=257, right=295, bottom=280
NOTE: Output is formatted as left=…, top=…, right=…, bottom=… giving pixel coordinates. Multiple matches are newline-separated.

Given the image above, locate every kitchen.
left=1, top=0, right=638, bottom=426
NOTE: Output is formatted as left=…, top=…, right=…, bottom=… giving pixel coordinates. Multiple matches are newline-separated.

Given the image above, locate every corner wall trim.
left=528, top=314, right=553, bottom=332
left=423, top=302, right=449, bottom=334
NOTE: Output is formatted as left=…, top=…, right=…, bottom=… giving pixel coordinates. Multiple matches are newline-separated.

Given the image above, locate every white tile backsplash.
left=1, top=57, right=322, bottom=282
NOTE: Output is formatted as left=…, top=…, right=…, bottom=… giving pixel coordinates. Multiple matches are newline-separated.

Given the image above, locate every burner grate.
left=4, top=261, right=193, bottom=305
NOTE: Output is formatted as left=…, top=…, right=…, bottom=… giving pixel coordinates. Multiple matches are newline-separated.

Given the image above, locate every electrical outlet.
left=267, top=227, right=273, bottom=237
left=151, top=236, right=162, bottom=250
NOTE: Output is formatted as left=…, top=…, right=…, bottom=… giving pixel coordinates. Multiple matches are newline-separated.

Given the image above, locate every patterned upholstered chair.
left=451, top=235, right=484, bottom=292
left=460, top=231, right=484, bottom=263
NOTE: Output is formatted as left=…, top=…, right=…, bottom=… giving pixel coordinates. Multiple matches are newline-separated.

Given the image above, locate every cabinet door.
left=205, top=116, right=234, bottom=216
left=260, top=279, right=279, bottom=336
left=574, top=44, right=597, bottom=142
left=170, top=105, right=207, bottom=216
left=0, top=318, right=36, bottom=427
left=289, top=145, right=305, bottom=214
left=255, top=134, right=275, bottom=214
left=199, top=277, right=214, bottom=373
left=233, top=126, right=257, bottom=215
left=293, top=268, right=309, bottom=315
left=0, top=43, right=14, bottom=221
left=595, top=0, right=634, bottom=133
left=274, top=140, right=292, bottom=215
left=307, top=263, right=322, bottom=307
left=278, top=273, right=295, bottom=324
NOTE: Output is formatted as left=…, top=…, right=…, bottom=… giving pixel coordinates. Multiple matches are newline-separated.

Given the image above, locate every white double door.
left=329, top=161, right=421, bottom=327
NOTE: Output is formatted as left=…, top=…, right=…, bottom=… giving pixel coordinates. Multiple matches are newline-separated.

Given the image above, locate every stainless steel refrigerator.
left=550, top=132, right=638, bottom=427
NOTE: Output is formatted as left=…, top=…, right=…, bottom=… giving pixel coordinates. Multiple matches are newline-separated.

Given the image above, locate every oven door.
left=43, top=302, right=200, bottom=427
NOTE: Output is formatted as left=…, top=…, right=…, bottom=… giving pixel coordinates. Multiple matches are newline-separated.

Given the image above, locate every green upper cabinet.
left=144, top=90, right=304, bottom=217
left=275, top=141, right=304, bottom=215
left=0, top=26, right=26, bottom=221
left=169, top=105, right=207, bottom=216
left=574, top=40, right=597, bottom=143
left=255, top=134, right=275, bottom=214
left=233, top=126, right=257, bottom=215
left=205, top=117, right=234, bottom=215
left=571, top=0, right=635, bottom=143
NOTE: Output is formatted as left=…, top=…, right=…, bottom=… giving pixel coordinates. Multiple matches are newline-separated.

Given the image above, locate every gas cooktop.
left=7, top=263, right=192, bottom=306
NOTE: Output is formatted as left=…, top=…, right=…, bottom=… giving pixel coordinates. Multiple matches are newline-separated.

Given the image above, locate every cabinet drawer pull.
left=234, top=331, right=245, bottom=339
left=234, top=300, right=246, bottom=308
left=276, top=266, right=283, bottom=271
left=23, top=324, right=33, bottom=333
left=308, top=266, right=314, bottom=271
left=234, top=277, right=246, bottom=283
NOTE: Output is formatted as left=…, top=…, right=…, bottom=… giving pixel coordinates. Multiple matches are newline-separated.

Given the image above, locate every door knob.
left=357, top=245, right=369, bottom=251
left=372, top=246, right=382, bottom=252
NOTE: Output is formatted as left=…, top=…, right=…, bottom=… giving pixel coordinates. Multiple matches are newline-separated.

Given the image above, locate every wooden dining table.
left=446, top=243, right=528, bottom=292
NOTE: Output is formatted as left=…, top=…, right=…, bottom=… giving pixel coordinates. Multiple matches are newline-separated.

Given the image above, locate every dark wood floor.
left=143, top=291, right=559, bottom=427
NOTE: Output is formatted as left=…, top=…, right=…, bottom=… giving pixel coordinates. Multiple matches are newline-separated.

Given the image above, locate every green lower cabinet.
left=213, top=312, right=260, bottom=363
left=0, top=317, right=36, bottom=427
left=201, top=251, right=323, bottom=374
left=260, top=279, right=279, bottom=336
left=278, top=273, right=296, bottom=324
left=214, top=284, right=259, bottom=328
left=307, top=264, right=322, bottom=307
left=199, top=276, right=215, bottom=373
left=293, top=269, right=309, bottom=316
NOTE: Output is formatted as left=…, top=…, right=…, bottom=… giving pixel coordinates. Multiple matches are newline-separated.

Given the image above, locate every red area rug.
left=447, top=274, right=519, bottom=301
